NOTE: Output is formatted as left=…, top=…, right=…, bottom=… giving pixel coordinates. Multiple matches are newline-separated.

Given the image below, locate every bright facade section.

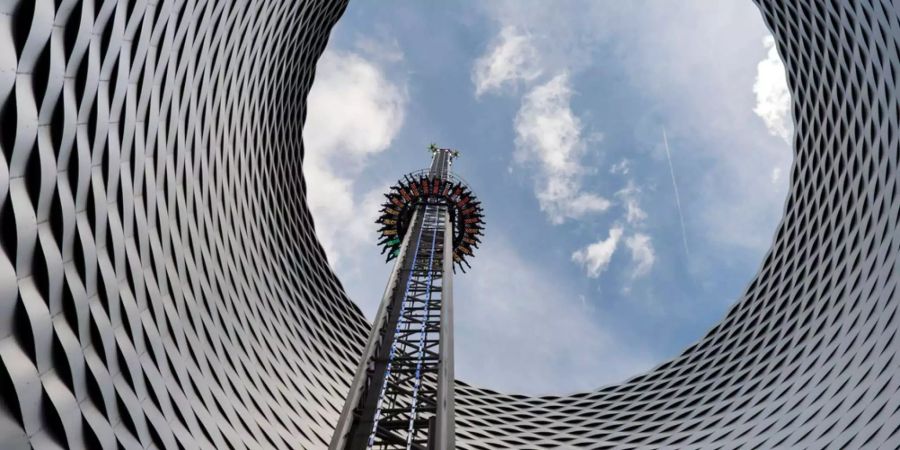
left=1, top=1, right=899, bottom=450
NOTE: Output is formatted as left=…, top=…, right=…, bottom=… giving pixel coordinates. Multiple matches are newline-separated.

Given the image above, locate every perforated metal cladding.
left=0, top=0, right=364, bottom=448
left=0, top=0, right=899, bottom=449
left=454, top=0, right=900, bottom=447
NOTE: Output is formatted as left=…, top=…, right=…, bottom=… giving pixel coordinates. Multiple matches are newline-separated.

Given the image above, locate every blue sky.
left=304, top=1, right=793, bottom=395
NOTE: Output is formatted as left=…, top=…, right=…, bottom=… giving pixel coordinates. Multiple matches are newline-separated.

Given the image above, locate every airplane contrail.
left=662, top=129, right=690, bottom=257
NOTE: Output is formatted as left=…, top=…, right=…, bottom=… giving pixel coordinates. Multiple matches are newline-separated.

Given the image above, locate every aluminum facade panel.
left=0, top=0, right=898, bottom=448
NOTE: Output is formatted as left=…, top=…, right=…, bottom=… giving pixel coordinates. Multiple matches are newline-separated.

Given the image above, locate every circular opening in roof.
left=304, top=1, right=793, bottom=395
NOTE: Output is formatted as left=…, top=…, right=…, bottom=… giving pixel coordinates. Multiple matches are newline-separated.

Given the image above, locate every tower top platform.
left=376, top=145, right=485, bottom=272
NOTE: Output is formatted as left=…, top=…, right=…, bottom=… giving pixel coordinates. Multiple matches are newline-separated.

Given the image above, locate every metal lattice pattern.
left=369, top=205, right=447, bottom=449
left=0, top=1, right=359, bottom=449
left=1, top=0, right=900, bottom=449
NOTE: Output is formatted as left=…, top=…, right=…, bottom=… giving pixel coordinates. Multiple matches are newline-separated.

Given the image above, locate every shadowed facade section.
left=0, top=0, right=898, bottom=449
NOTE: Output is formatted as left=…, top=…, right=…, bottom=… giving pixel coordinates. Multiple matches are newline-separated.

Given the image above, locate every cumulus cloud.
left=573, top=226, right=624, bottom=278
left=482, top=2, right=792, bottom=254
left=515, top=74, right=610, bottom=224
left=473, top=26, right=542, bottom=97
left=305, top=51, right=405, bottom=161
left=304, top=50, right=406, bottom=267
left=618, top=181, right=656, bottom=279
left=616, top=181, right=647, bottom=226
left=754, top=35, right=793, bottom=143
left=567, top=183, right=655, bottom=281
left=625, top=233, right=655, bottom=278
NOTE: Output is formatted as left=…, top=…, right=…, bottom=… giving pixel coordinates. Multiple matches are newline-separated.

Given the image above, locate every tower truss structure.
left=330, top=148, right=483, bottom=450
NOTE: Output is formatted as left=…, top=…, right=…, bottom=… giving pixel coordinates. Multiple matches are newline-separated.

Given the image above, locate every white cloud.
left=610, top=158, right=631, bottom=175
left=355, top=35, right=404, bottom=63
left=483, top=1, right=793, bottom=254
left=515, top=74, right=610, bottom=224
left=473, top=26, right=542, bottom=97
left=456, top=235, right=656, bottom=394
left=625, top=233, right=655, bottom=278
left=770, top=167, right=782, bottom=184
left=305, top=51, right=406, bottom=162
left=304, top=50, right=406, bottom=267
left=572, top=226, right=624, bottom=278
left=754, top=35, right=793, bottom=143
left=557, top=192, right=611, bottom=219
left=616, top=181, right=647, bottom=226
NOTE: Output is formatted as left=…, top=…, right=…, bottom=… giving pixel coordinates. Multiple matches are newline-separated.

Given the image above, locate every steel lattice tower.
left=330, top=147, right=484, bottom=450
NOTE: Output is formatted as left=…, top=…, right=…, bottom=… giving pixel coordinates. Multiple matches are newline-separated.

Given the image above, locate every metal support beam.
left=429, top=211, right=455, bottom=450
left=329, top=208, right=425, bottom=450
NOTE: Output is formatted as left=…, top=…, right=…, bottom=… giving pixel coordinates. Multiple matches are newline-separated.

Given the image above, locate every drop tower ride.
left=329, top=146, right=484, bottom=450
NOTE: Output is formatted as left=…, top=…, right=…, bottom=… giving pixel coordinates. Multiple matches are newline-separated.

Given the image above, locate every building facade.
left=0, top=0, right=898, bottom=449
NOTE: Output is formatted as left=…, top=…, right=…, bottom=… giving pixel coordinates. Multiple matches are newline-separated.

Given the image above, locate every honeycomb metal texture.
left=0, top=0, right=899, bottom=449
left=0, top=0, right=362, bottom=449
